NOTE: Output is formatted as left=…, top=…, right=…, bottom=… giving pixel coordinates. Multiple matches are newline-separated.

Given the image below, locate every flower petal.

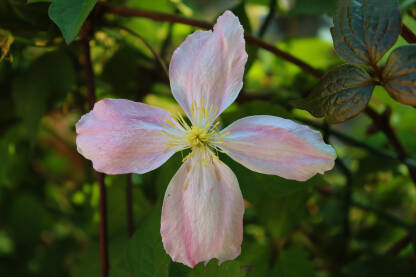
left=169, top=10, right=247, bottom=122
left=161, top=151, right=244, bottom=268
left=76, top=98, right=177, bottom=174
left=220, top=115, right=336, bottom=181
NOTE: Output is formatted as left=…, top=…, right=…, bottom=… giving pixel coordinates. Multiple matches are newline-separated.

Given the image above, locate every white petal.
left=169, top=11, right=247, bottom=123
left=76, top=98, right=177, bottom=174
left=220, top=115, right=337, bottom=181
left=161, top=151, right=244, bottom=267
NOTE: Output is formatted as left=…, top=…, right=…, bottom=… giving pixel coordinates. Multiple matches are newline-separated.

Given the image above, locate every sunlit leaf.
left=291, top=65, right=375, bottom=123
left=0, top=29, right=13, bottom=62
left=331, top=0, right=401, bottom=66
left=382, top=45, right=416, bottom=106
left=49, top=0, right=98, bottom=44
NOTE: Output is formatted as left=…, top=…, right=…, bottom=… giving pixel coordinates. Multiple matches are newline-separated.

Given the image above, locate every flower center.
left=186, top=126, right=210, bottom=148
left=162, top=100, right=230, bottom=164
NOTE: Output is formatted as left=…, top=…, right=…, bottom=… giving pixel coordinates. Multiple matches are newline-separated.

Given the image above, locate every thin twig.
left=105, top=23, right=169, bottom=79
left=401, top=24, right=416, bottom=44
left=126, top=174, right=135, bottom=237
left=386, top=234, right=412, bottom=256
left=81, top=21, right=109, bottom=277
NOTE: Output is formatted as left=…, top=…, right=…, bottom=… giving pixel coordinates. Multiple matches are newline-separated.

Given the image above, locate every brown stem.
left=386, top=234, right=412, bottom=256
left=401, top=24, right=416, bottom=44
left=81, top=21, right=109, bottom=277
left=98, top=3, right=323, bottom=78
left=126, top=174, right=135, bottom=237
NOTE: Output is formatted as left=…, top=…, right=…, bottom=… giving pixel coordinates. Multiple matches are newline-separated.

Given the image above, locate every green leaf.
left=126, top=211, right=170, bottom=277
left=345, top=256, right=416, bottom=277
left=188, top=260, right=245, bottom=277
left=257, top=188, right=309, bottom=239
left=12, top=50, right=75, bottom=138
left=271, top=247, right=314, bottom=277
left=291, top=65, right=375, bottom=123
left=49, top=0, right=98, bottom=44
left=382, top=45, right=416, bottom=106
left=331, top=0, right=401, bottom=66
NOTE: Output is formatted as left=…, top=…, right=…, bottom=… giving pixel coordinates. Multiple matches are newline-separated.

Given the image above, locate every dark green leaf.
left=188, top=260, right=245, bottom=277
left=126, top=211, right=170, bottom=277
left=331, top=0, right=401, bottom=66
left=291, top=65, right=375, bottom=123
left=12, top=50, right=75, bottom=138
left=382, top=44, right=416, bottom=106
left=49, top=0, right=98, bottom=44
left=345, top=256, right=416, bottom=277
left=272, top=247, right=314, bottom=277
left=257, top=189, right=309, bottom=239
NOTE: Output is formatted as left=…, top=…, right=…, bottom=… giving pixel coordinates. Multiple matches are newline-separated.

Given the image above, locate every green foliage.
left=12, top=50, right=75, bottom=138
left=291, top=65, right=375, bottom=123
left=331, top=0, right=401, bottom=66
left=49, top=0, right=98, bottom=43
left=125, top=211, right=170, bottom=277
left=188, top=260, right=245, bottom=277
left=1, top=0, right=416, bottom=276
left=290, top=0, right=336, bottom=15
left=382, top=45, right=416, bottom=106
left=272, top=247, right=314, bottom=277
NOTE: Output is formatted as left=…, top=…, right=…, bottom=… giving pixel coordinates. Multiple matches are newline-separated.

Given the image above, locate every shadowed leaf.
left=188, top=260, right=245, bottom=277
left=49, top=0, right=97, bottom=44
left=291, top=65, right=375, bottom=123
left=126, top=211, right=170, bottom=277
left=272, top=247, right=314, bottom=277
left=331, top=0, right=401, bottom=66
left=382, top=44, right=416, bottom=106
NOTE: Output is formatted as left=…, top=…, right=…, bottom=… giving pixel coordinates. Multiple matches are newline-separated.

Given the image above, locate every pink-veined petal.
left=161, top=151, right=244, bottom=268
left=76, top=98, right=177, bottom=174
left=169, top=10, right=247, bottom=122
left=220, top=115, right=336, bottom=181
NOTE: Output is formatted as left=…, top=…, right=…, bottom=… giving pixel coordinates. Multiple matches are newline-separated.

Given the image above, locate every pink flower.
left=76, top=11, right=336, bottom=268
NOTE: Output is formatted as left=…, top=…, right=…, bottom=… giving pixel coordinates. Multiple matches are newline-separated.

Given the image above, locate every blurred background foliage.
left=1, top=0, right=416, bottom=276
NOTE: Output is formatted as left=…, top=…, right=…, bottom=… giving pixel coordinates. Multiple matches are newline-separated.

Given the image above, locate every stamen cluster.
left=163, top=100, right=229, bottom=163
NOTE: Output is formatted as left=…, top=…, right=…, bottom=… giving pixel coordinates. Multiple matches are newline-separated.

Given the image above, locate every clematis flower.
left=76, top=11, right=336, bottom=268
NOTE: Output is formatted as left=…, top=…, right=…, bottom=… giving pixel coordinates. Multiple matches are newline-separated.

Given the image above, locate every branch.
left=80, top=21, right=109, bottom=277
left=401, top=23, right=416, bottom=44
left=386, top=234, right=412, bottom=256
